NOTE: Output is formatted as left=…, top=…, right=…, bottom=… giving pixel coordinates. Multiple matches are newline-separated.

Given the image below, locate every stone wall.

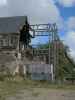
left=0, top=51, right=17, bottom=75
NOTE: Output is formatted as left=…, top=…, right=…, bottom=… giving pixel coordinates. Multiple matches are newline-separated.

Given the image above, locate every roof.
left=0, top=16, right=26, bottom=34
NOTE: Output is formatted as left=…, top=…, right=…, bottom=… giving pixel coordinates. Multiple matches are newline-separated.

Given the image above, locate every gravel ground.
left=5, top=88, right=75, bottom=100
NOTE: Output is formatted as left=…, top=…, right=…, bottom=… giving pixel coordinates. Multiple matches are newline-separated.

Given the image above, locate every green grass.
left=0, top=78, right=75, bottom=99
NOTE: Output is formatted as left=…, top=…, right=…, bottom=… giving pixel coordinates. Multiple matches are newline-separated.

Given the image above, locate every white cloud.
left=7, top=0, right=60, bottom=24
left=0, top=0, right=62, bottom=29
left=0, top=0, right=7, bottom=6
left=64, top=31, right=75, bottom=60
left=0, top=0, right=63, bottom=45
left=67, top=17, right=75, bottom=30
left=57, top=0, right=75, bottom=7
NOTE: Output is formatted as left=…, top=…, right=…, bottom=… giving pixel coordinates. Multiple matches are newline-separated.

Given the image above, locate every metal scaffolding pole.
left=49, top=32, right=51, bottom=65
left=30, top=23, right=58, bottom=81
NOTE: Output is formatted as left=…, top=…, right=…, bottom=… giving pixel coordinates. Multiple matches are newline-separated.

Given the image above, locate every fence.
left=25, top=63, right=53, bottom=81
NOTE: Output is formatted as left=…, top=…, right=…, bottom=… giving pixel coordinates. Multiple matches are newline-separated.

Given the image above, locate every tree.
left=64, top=46, right=75, bottom=84
left=19, top=17, right=33, bottom=49
left=37, top=41, right=75, bottom=83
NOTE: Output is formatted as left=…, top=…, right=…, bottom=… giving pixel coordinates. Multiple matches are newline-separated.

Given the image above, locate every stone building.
left=0, top=16, right=53, bottom=81
left=0, top=16, right=27, bottom=75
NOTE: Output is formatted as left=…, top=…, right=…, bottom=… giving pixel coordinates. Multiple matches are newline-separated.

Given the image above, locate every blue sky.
left=56, top=4, right=75, bottom=20
left=31, top=0, right=75, bottom=60
left=31, top=4, right=75, bottom=43
left=56, top=1, right=75, bottom=60
left=0, top=0, right=75, bottom=60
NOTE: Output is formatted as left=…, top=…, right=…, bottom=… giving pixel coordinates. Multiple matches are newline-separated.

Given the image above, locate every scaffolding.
left=30, top=23, right=59, bottom=80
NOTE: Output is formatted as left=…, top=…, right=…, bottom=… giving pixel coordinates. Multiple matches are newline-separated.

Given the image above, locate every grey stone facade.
left=0, top=16, right=26, bottom=75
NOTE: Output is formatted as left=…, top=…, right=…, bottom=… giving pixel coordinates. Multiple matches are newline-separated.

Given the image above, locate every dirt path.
left=5, top=88, right=75, bottom=100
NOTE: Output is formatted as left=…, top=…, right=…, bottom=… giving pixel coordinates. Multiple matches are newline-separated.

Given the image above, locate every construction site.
left=0, top=0, right=75, bottom=99
left=0, top=16, right=74, bottom=84
left=0, top=16, right=75, bottom=100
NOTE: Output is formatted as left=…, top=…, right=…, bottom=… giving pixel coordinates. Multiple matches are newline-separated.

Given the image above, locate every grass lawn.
left=0, top=78, right=75, bottom=100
